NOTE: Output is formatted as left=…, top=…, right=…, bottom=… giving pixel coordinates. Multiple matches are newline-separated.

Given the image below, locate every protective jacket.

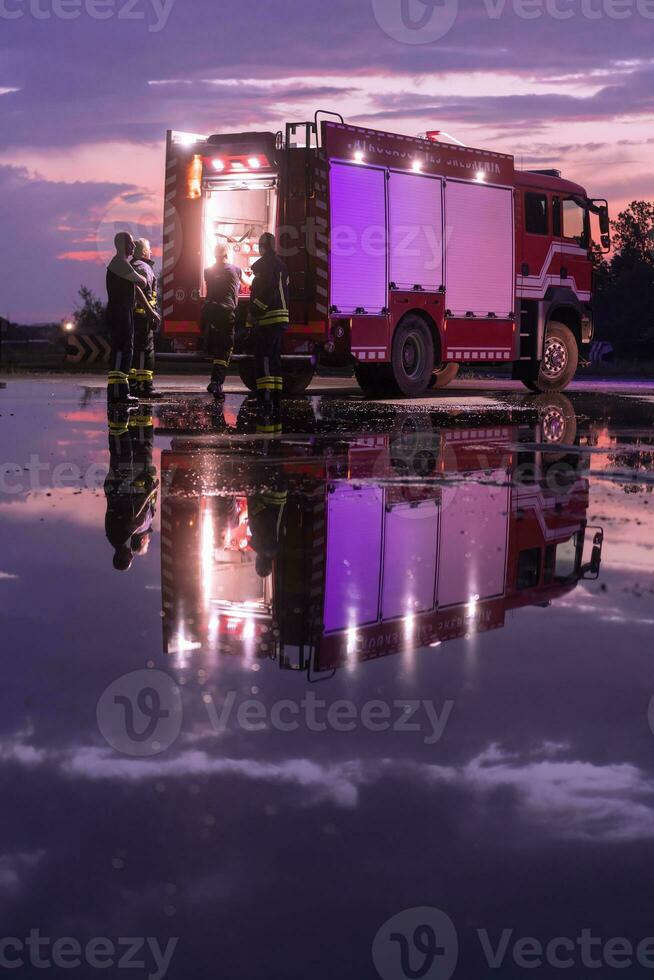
left=249, top=252, right=290, bottom=328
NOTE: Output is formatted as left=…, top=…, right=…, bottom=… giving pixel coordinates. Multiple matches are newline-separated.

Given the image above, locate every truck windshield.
left=562, top=198, right=589, bottom=248
left=202, top=177, right=278, bottom=296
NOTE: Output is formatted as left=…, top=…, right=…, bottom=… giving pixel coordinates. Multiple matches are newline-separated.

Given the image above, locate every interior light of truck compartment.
left=212, top=158, right=225, bottom=171
left=412, top=160, right=422, bottom=172
left=187, top=154, right=202, bottom=198
left=354, top=151, right=365, bottom=163
left=247, top=156, right=262, bottom=169
left=475, top=170, right=486, bottom=182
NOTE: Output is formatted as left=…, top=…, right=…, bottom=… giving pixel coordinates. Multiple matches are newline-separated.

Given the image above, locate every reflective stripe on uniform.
left=258, top=309, right=289, bottom=326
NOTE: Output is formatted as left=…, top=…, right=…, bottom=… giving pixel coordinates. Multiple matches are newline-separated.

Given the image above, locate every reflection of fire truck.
left=159, top=405, right=603, bottom=675
left=162, top=116, right=610, bottom=396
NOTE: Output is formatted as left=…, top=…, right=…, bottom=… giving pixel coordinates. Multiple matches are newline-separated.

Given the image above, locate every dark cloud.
left=353, top=67, right=654, bottom=126
left=0, top=0, right=653, bottom=150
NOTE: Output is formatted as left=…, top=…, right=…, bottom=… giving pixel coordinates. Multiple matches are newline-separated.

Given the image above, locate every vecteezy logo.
left=96, top=669, right=183, bottom=757
left=372, top=0, right=460, bottom=43
left=372, top=907, right=458, bottom=980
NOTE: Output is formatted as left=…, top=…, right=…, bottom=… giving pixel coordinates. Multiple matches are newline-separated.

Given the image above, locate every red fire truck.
left=162, top=116, right=610, bottom=396
left=158, top=402, right=603, bottom=674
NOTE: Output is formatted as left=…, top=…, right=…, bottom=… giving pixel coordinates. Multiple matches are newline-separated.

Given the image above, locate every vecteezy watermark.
left=0, top=931, right=178, bottom=979
left=373, top=907, right=459, bottom=980
left=373, top=907, right=654, bottom=978
left=204, top=691, right=454, bottom=745
left=96, top=670, right=454, bottom=756
left=96, top=669, right=183, bottom=757
left=0, top=0, right=175, bottom=31
left=371, top=0, right=654, bottom=44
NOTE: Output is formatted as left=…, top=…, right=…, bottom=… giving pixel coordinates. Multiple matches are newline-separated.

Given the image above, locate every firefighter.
left=202, top=244, right=242, bottom=401
left=247, top=488, right=288, bottom=579
left=130, top=238, right=158, bottom=399
left=248, top=232, right=289, bottom=433
left=104, top=407, right=158, bottom=571
left=106, top=232, right=158, bottom=406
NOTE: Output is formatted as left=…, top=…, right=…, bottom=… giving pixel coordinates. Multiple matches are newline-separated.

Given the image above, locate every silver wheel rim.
left=541, top=407, right=566, bottom=443
left=542, top=337, right=568, bottom=379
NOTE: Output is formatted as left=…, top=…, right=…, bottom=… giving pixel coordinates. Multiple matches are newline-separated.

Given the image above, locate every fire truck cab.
left=162, top=118, right=610, bottom=397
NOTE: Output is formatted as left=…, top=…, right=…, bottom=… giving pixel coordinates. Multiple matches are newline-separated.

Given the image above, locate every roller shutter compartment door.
left=381, top=499, right=439, bottom=621
left=388, top=172, right=443, bottom=291
left=329, top=163, right=387, bottom=315
left=436, top=476, right=510, bottom=608
left=323, top=485, right=384, bottom=633
left=444, top=181, right=514, bottom=318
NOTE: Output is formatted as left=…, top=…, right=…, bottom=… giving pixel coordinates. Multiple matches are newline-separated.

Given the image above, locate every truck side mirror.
left=581, top=528, right=604, bottom=580
left=599, top=204, right=611, bottom=252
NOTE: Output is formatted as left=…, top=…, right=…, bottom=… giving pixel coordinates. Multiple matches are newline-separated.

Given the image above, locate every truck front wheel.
left=520, top=321, right=579, bottom=393
left=391, top=315, right=435, bottom=396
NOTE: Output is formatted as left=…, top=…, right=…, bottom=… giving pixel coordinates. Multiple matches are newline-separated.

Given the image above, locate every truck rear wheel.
left=391, top=315, right=435, bottom=396
left=428, top=363, right=459, bottom=390
left=520, top=322, right=578, bottom=393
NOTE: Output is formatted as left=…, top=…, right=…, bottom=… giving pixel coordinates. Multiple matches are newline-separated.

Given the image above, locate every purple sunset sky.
left=1, top=0, right=653, bottom=322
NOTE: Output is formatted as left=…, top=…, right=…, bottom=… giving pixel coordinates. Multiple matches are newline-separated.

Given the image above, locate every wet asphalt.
left=1, top=373, right=654, bottom=979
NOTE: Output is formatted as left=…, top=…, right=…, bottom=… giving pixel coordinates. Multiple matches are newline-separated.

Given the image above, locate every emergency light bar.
left=205, top=153, right=272, bottom=175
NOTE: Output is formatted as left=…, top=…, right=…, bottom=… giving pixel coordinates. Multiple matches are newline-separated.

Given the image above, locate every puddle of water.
left=1, top=381, right=654, bottom=979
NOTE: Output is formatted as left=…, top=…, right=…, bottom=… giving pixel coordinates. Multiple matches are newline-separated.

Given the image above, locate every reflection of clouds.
left=0, top=571, right=18, bottom=580
left=4, top=727, right=654, bottom=839
left=0, top=850, right=45, bottom=894
left=422, top=743, right=654, bottom=843
left=0, top=491, right=106, bottom=527
left=64, top=747, right=363, bottom=808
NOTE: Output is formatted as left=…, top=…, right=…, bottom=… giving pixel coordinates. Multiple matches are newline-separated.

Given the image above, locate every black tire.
left=237, top=359, right=258, bottom=393
left=520, top=321, right=578, bottom=393
left=391, top=314, right=435, bottom=396
left=283, top=364, right=315, bottom=395
left=428, top=363, right=459, bottom=390
left=353, top=362, right=397, bottom=398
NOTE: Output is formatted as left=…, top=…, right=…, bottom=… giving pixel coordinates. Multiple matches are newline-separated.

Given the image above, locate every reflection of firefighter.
left=130, top=238, right=158, bottom=399
left=247, top=489, right=287, bottom=578
left=202, top=244, right=242, bottom=401
left=104, top=409, right=159, bottom=571
left=248, top=233, right=289, bottom=433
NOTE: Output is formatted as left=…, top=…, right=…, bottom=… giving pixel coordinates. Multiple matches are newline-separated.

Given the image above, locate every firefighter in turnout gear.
left=248, top=488, right=288, bottom=579
left=104, top=408, right=159, bottom=571
left=202, top=244, right=242, bottom=401
left=248, top=233, right=290, bottom=433
left=130, top=238, right=159, bottom=399
left=106, top=232, right=148, bottom=406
